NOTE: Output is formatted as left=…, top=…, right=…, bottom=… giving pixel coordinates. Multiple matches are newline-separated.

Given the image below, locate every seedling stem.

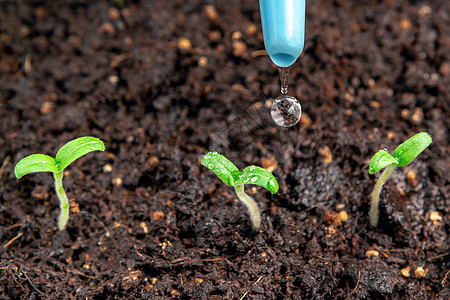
left=369, top=164, right=396, bottom=227
left=234, top=184, right=261, bottom=229
left=54, top=171, right=70, bottom=231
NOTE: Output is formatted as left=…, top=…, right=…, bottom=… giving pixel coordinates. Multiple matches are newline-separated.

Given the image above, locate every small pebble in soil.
left=401, top=266, right=411, bottom=278
left=140, top=222, right=149, bottom=233
left=151, top=210, right=165, bottom=222
left=338, top=211, right=349, bottom=222
left=270, top=95, right=302, bottom=128
left=429, top=211, right=442, bottom=225
left=414, top=266, right=428, bottom=278
left=319, top=146, right=333, bottom=163
left=365, top=250, right=380, bottom=258
left=103, top=163, right=113, bottom=172
left=406, top=170, right=418, bottom=188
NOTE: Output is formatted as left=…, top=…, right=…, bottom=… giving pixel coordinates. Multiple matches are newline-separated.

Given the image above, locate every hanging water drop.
left=270, top=67, right=302, bottom=128
left=279, top=67, right=289, bottom=94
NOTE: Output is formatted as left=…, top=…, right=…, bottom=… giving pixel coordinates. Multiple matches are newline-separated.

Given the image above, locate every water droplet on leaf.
left=251, top=176, right=258, bottom=183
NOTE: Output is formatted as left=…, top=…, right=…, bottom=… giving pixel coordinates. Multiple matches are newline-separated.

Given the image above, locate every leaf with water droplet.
left=236, top=166, right=279, bottom=194
left=201, top=152, right=241, bottom=186
left=369, top=150, right=398, bottom=174
left=392, top=132, right=432, bottom=167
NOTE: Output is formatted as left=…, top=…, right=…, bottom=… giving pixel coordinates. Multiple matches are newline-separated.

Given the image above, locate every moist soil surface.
left=0, top=0, right=449, bottom=299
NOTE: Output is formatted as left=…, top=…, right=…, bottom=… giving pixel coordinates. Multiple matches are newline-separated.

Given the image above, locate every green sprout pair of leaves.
left=15, top=137, right=105, bottom=231
left=368, top=132, right=432, bottom=227
left=201, top=151, right=279, bottom=229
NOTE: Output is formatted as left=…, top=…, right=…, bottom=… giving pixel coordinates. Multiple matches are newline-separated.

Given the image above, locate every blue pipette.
left=260, top=0, right=305, bottom=67
left=259, top=0, right=306, bottom=127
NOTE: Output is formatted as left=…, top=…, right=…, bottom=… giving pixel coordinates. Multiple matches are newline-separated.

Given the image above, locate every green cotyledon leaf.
left=55, top=137, right=105, bottom=171
left=369, top=150, right=398, bottom=174
left=14, top=154, right=58, bottom=179
left=392, top=132, right=432, bottom=167
left=235, top=166, right=279, bottom=194
left=201, top=152, right=241, bottom=186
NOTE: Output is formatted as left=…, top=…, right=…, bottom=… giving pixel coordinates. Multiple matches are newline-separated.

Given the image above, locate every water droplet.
left=251, top=176, right=258, bottom=183
left=208, top=163, right=215, bottom=170
left=249, top=166, right=255, bottom=171
left=268, top=179, right=277, bottom=191
left=279, top=67, right=289, bottom=94
left=271, top=95, right=302, bottom=128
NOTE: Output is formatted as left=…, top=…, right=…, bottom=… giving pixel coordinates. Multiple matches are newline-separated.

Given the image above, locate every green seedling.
left=14, top=137, right=105, bottom=231
left=201, top=151, right=279, bottom=230
left=368, top=132, right=432, bottom=227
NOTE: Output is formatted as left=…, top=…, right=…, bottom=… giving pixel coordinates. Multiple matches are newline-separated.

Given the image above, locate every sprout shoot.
left=368, top=132, right=432, bottom=227
left=14, top=137, right=105, bottom=230
left=201, top=151, right=279, bottom=230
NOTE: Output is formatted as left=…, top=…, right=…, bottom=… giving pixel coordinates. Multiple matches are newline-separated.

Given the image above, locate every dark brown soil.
left=1, top=0, right=449, bottom=299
